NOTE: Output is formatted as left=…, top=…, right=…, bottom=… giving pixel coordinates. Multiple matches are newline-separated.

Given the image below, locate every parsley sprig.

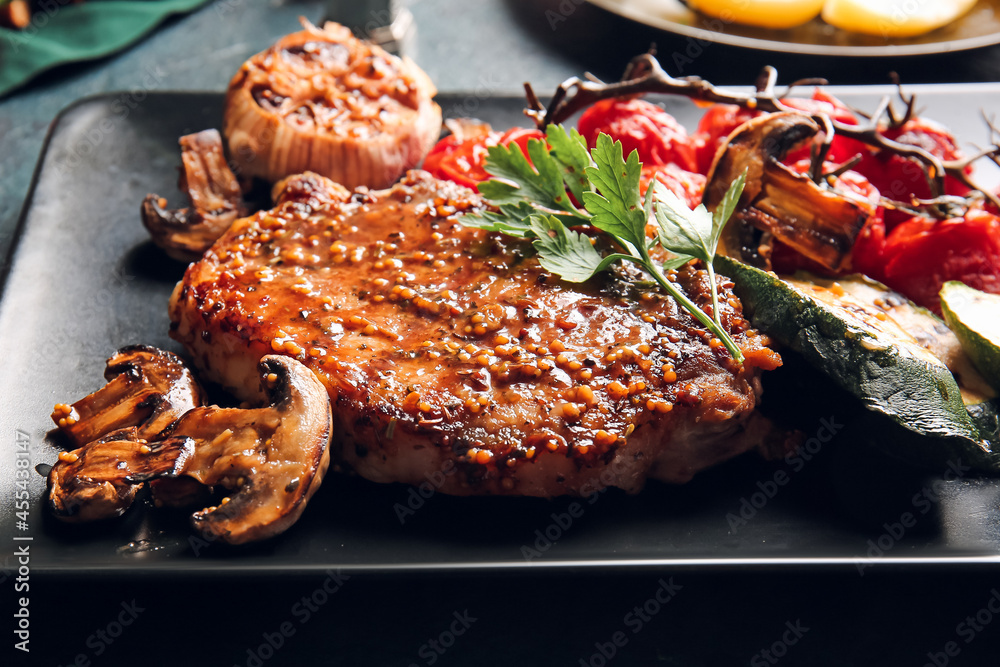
left=462, top=125, right=747, bottom=364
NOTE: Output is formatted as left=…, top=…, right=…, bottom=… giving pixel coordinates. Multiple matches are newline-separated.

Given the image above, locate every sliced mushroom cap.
left=141, top=129, right=247, bottom=262
left=47, top=346, right=206, bottom=518
left=50, top=345, right=208, bottom=509
left=46, top=355, right=332, bottom=544
left=704, top=111, right=874, bottom=272
left=164, top=355, right=332, bottom=544
left=47, top=428, right=195, bottom=522
left=51, top=345, right=205, bottom=447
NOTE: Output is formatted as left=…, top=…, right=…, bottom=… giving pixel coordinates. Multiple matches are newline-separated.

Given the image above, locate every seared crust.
left=169, top=171, right=780, bottom=496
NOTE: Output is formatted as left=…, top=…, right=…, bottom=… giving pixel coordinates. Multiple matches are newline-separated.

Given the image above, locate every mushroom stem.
left=141, top=129, right=247, bottom=261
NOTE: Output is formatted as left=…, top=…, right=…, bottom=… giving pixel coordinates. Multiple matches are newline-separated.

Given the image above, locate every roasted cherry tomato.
left=692, top=90, right=863, bottom=175
left=853, top=116, right=972, bottom=228
left=639, top=163, right=706, bottom=210
left=876, top=209, right=1000, bottom=313
left=851, top=211, right=889, bottom=284
left=692, top=103, right=760, bottom=175
left=780, top=91, right=865, bottom=166
left=423, top=126, right=546, bottom=188
left=577, top=98, right=698, bottom=172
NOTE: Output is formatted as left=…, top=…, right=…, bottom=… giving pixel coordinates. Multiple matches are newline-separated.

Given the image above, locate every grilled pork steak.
left=169, top=171, right=782, bottom=496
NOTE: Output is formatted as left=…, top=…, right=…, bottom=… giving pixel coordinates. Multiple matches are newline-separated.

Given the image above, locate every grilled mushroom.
left=46, top=356, right=332, bottom=544
left=49, top=346, right=207, bottom=515
left=51, top=345, right=204, bottom=447
left=141, top=129, right=247, bottom=262
left=160, top=355, right=332, bottom=544
left=47, top=428, right=194, bottom=522
left=703, top=112, right=874, bottom=272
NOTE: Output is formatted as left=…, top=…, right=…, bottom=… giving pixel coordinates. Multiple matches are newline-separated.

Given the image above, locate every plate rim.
left=30, top=554, right=1000, bottom=576
left=586, top=0, right=1000, bottom=57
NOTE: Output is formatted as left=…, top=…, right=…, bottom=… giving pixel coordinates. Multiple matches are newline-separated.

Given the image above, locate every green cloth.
left=0, top=0, right=212, bottom=99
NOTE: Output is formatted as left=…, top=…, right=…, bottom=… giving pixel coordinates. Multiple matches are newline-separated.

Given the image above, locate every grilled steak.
left=169, top=170, right=782, bottom=497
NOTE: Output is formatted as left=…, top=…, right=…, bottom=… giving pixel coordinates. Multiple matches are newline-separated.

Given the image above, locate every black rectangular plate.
left=3, top=89, right=1000, bottom=576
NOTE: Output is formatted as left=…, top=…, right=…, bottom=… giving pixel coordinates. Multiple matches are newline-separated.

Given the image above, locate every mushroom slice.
left=50, top=345, right=205, bottom=447
left=159, top=355, right=332, bottom=544
left=141, top=129, right=247, bottom=262
left=704, top=111, right=874, bottom=272
left=47, top=428, right=195, bottom=522
left=44, top=356, right=332, bottom=544
left=50, top=345, right=207, bottom=508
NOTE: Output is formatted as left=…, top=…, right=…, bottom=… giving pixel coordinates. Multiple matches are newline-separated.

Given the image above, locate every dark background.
left=4, top=1, right=1000, bottom=664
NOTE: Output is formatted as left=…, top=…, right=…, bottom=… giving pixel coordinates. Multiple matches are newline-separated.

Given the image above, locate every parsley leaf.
left=662, top=254, right=696, bottom=272
left=531, top=215, right=601, bottom=282
left=652, top=183, right=717, bottom=264
left=478, top=135, right=588, bottom=219
left=461, top=202, right=538, bottom=236
left=545, top=125, right=594, bottom=204
left=712, top=169, right=747, bottom=243
left=530, top=215, right=632, bottom=282
left=650, top=169, right=746, bottom=264
left=582, top=134, right=648, bottom=255
left=653, top=170, right=747, bottom=325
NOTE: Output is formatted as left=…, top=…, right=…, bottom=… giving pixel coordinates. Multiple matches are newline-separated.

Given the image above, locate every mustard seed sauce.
left=171, top=171, right=780, bottom=495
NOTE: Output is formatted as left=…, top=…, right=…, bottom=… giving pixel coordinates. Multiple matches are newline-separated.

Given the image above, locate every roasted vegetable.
left=704, top=113, right=874, bottom=273
left=223, top=20, right=441, bottom=189
left=940, top=281, right=1000, bottom=392
left=46, top=355, right=333, bottom=544
left=141, top=130, right=248, bottom=262
left=794, top=273, right=997, bottom=406
left=715, top=256, right=981, bottom=441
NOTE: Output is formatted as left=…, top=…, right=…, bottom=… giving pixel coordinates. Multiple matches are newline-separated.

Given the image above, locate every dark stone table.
left=4, top=2, right=1000, bottom=665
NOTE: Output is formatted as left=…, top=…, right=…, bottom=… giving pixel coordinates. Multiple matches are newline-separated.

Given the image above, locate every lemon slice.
left=940, top=281, right=1000, bottom=391
left=821, top=0, right=977, bottom=38
left=686, top=0, right=824, bottom=29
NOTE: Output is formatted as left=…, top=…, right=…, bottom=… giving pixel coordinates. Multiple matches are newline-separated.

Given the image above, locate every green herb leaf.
left=653, top=172, right=747, bottom=328
left=546, top=125, right=594, bottom=204
left=642, top=175, right=656, bottom=224
left=478, top=138, right=587, bottom=219
left=530, top=215, right=607, bottom=282
left=582, top=134, right=647, bottom=254
left=461, top=202, right=538, bottom=236
left=651, top=182, right=716, bottom=264
left=711, top=170, right=747, bottom=244
left=662, top=255, right=695, bottom=272
left=653, top=171, right=747, bottom=263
